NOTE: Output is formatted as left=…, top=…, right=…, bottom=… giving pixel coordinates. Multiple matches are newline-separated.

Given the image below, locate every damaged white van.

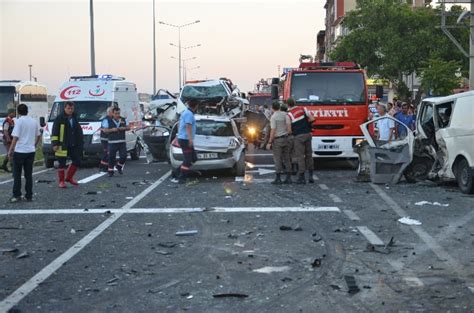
left=360, top=91, right=474, bottom=194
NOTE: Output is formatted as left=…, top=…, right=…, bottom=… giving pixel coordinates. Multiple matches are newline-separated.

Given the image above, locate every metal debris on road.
left=398, top=217, right=422, bottom=226
left=156, top=250, right=172, bottom=255
left=16, top=251, right=29, bottom=259
left=415, top=201, right=449, bottom=207
left=344, top=275, right=360, bottom=294
left=279, top=225, right=293, bottom=231
left=1, top=247, right=19, bottom=255
left=125, top=196, right=134, bottom=200
left=253, top=266, right=291, bottom=274
left=158, top=242, right=177, bottom=248
left=145, top=222, right=153, bottom=226
left=70, top=228, right=76, bottom=234
left=116, top=183, right=127, bottom=189
left=176, top=230, right=198, bottom=236
left=311, top=258, right=322, bottom=268
left=213, top=293, right=249, bottom=299
left=36, top=179, right=54, bottom=184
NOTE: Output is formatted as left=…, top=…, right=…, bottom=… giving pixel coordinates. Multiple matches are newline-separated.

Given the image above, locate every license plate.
left=197, top=152, right=218, bottom=159
left=317, top=144, right=340, bottom=150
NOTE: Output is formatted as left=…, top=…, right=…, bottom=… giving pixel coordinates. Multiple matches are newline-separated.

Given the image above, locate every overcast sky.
left=0, top=0, right=326, bottom=96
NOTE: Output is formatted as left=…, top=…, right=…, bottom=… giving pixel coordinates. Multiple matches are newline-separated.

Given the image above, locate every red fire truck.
left=273, top=61, right=369, bottom=158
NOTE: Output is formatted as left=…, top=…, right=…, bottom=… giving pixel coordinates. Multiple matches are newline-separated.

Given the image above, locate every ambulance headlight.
left=42, top=130, right=51, bottom=144
left=92, top=131, right=101, bottom=144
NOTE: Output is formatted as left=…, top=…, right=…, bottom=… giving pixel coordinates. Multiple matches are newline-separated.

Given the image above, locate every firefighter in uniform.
left=287, top=98, right=315, bottom=184
left=99, top=106, right=114, bottom=172
left=1, top=108, right=16, bottom=172
left=102, top=107, right=130, bottom=177
left=51, top=101, right=84, bottom=188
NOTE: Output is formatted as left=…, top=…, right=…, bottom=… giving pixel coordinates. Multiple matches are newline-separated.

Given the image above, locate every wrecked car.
left=358, top=91, right=474, bottom=194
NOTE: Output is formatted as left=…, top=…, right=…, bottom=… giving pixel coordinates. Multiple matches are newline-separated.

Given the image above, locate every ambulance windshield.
left=0, top=87, right=15, bottom=117
left=49, top=101, right=114, bottom=122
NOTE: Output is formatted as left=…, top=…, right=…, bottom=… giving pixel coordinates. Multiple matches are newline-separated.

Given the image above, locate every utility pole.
left=90, top=0, right=96, bottom=76
left=28, top=65, right=32, bottom=81
left=152, top=0, right=156, bottom=95
left=470, top=0, right=474, bottom=89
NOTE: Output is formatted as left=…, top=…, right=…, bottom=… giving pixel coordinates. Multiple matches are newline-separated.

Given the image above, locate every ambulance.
left=42, top=75, right=143, bottom=168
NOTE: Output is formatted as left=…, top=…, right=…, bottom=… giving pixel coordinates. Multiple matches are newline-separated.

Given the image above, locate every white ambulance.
left=42, top=75, right=143, bottom=168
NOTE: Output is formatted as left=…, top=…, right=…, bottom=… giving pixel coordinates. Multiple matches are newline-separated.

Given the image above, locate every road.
left=0, top=148, right=473, bottom=312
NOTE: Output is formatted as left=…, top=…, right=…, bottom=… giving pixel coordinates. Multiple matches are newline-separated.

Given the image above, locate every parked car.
left=168, top=115, right=246, bottom=176
left=359, top=91, right=474, bottom=194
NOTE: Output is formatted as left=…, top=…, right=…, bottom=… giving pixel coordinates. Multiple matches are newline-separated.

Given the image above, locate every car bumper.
left=312, top=136, right=363, bottom=158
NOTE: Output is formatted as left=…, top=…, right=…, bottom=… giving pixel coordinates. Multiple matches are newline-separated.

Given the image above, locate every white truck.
left=42, top=75, right=143, bottom=168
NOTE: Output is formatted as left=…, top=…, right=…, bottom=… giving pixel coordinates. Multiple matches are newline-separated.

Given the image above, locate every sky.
left=0, top=0, right=326, bottom=96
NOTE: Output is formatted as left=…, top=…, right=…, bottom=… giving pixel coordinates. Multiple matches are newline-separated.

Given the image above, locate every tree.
left=330, top=0, right=468, bottom=99
left=420, top=58, right=461, bottom=96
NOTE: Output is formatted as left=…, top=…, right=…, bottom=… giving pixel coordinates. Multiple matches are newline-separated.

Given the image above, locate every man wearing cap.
left=1, top=108, right=16, bottom=172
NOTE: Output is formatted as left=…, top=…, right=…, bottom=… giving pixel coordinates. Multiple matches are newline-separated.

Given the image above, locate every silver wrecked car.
left=168, top=115, right=246, bottom=176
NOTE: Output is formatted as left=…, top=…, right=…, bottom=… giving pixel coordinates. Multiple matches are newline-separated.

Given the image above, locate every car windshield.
left=290, top=72, right=366, bottom=104
left=0, top=87, right=15, bottom=117
left=49, top=101, right=113, bottom=122
left=196, top=120, right=234, bottom=137
left=181, top=84, right=228, bottom=100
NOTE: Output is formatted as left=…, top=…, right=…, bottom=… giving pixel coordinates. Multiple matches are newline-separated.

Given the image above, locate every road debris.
left=156, top=250, right=172, bottom=255
left=0, top=226, right=21, bottom=230
left=415, top=201, right=449, bottom=207
left=16, top=251, right=29, bottom=259
left=279, top=225, right=293, bottom=231
left=253, top=266, right=290, bottom=274
left=294, top=225, right=303, bottom=231
left=1, top=247, right=19, bottom=255
left=36, top=179, right=54, bottom=184
left=344, top=275, right=360, bottom=294
left=125, top=196, right=134, bottom=200
left=398, top=217, right=422, bottom=226
left=176, top=230, right=198, bottom=236
left=86, top=191, right=98, bottom=195
left=213, top=293, right=249, bottom=299
left=70, top=228, right=76, bottom=234
left=158, top=242, right=177, bottom=248
left=330, top=284, right=341, bottom=290
left=145, top=222, right=153, bottom=226
left=106, top=276, right=120, bottom=285
left=116, top=183, right=127, bottom=189
left=311, top=258, right=322, bottom=268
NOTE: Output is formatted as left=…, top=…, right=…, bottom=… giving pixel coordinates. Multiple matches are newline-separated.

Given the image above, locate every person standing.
left=267, top=101, right=292, bottom=185
left=99, top=106, right=114, bottom=172
left=51, top=101, right=83, bottom=188
left=394, top=102, right=416, bottom=139
left=287, top=98, right=315, bottom=184
left=376, top=104, right=395, bottom=145
left=7, top=104, right=41, bottom=202
left=1, top=108, right=16, bottom=172
left=171, top=100, right=198, bottom=184
left=102, top=107, right=130, bottom=177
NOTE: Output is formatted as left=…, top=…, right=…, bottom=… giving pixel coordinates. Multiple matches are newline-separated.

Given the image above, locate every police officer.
left=51, top=101, right=83, bottom=188
left=287, top=98, right=315, bottom=184
left=267, top=101, right=292, bottom=184
left=1, top=108, right=15, bottom=172
left=99, top=106, right=114, bottom=172
left=102, top=107, right=130, bottom=177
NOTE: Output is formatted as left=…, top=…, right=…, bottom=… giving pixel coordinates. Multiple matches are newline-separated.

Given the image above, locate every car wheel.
left=404, top=156, right=433, bottom=183
left=456, top=158, right=474, bottom=194
left=130, top=141, right=141, bottom=160
left=234, top=152, right=246, bottom=176
left=44, top=156, right=54, bottom=168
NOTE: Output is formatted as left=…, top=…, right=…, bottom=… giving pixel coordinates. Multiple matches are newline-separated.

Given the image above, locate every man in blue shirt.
left=172, top=100, right=198, bottom=183
left=394, top=103, right=416, bottom=139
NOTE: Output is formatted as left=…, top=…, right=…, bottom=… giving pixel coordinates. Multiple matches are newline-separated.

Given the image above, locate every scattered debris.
left=415, top=201, right=449, bottom=207
left=70, top=228, right=76, bottom=234
left=365, top=244, right=390, bottom=254
left=106, top=277, right=120, bottom=285
left=294, top=225, right=303, bottom=231
left=363, top=285, right=372, bottom=289
left=228, top=234, right=239, bottom=239
left=213, top=293, right=249, bottom=299
left=281, top=277, right=293, bottom=282
left=36, top=179, right=54, bottom=184
left=176, top=230, right=198, bottom=236
left=16, top=251, right=29, bottom=259
left=253, top=266, right=290, bottom=274
left=86, top=191, right=98, bottom=195
left=385, top=237, right=395, bottom=248
left=330, top=284, right=341, bottom=290
left=398, top=217, right=422, bottom=226
left=279, top=226, right=293, bottom=231
left=158, top=242, right=177, bottom=248
left=312, top=232, right=323, bottom=242
left=145, top=222, right=153, bottom=226
left=344, top=275, right=360, bottom=294
left=104, top=210, right=112, bottom=215
left=0, top=226, right=20, bottom=230
left=1, top=247, right=19, bottom=255
left=156, top=250, right=172, bottom=256
left=125, top=196, right=134, bottom=200
left=116, top=183, right=127, bottom=189
left=311, top=259, right=322, bottom=268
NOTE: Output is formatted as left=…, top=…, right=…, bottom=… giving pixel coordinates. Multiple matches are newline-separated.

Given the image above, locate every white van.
left=42, top=75, right=142, bottom=168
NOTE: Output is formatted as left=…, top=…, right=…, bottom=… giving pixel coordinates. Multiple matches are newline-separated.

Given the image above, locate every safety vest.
left=288, top=106, right=312, bottom=136
left=51, top=114, right=83, bottom=158
left=107, top=117, right=127, bottom=144
left=2, top=116, right=14, bottom=141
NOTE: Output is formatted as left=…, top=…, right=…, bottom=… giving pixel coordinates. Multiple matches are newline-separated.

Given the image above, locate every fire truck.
left=273, top=61, right=369, bottom=158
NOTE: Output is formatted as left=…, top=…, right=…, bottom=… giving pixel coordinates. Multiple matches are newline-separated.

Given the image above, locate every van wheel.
left=44, top=157, right=54, bottom=168
left=233, top=152, right=246, bottom=176
left=404, top=156, right=433, bottom=183
left=456, top=158, right=474, bottom=194
left=130, top=142, right=141, bottom=161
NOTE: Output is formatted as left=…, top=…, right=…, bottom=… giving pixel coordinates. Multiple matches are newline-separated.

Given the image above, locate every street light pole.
left=152, top=0, right=156, bottom=95
left=28, top=65, right=32, bottom=81
left=90, top=0, right=96, bottom=76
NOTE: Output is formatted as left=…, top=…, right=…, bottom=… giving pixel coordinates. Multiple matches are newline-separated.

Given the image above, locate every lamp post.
left=89, top=0, right=96, bottom=76
left=158, top=20, right=200, bottom=91
left=171, top=56, right=197, bottom=86
left=184, top=65, right=200, bottom=82
left=152, top=0, right=156, bottom=95
left=28, top=65, right=32, bottom=81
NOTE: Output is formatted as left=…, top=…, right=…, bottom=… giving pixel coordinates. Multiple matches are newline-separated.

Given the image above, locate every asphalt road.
left=0, top=148, right=473, bottom=312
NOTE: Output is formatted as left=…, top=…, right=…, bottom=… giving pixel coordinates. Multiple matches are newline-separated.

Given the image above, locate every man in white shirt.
left=8, top=104, right=41, bottom=203
left=376, top=104, right=395, bottom=144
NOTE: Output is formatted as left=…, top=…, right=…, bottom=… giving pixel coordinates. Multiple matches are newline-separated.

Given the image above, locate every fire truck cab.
left=276, top=61, right=369, bottom=158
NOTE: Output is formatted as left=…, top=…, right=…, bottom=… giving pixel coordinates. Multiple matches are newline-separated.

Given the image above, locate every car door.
left=360, top=116, right=415, bottom=184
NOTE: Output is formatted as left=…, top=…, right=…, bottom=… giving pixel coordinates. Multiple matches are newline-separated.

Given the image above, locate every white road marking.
left=0, top=171, right=172, bottom=313
left=318, top=184, right=329, bottom=190
left=386, top=259, right=424, bottom=288
left=356, top=226, right=384, bottom=246
left=235, top=176, right=274, bottom=183
left=78, top=172, right=106, bottom=184
left=370, top=183, right=469, bottom=278
left=329, top=194, right=343, bottom=203
left=0, top=206, right=341, bottom=215
left=0, top=168, right=52, bottom=185
left=343, top=210, right=360, bottom=221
